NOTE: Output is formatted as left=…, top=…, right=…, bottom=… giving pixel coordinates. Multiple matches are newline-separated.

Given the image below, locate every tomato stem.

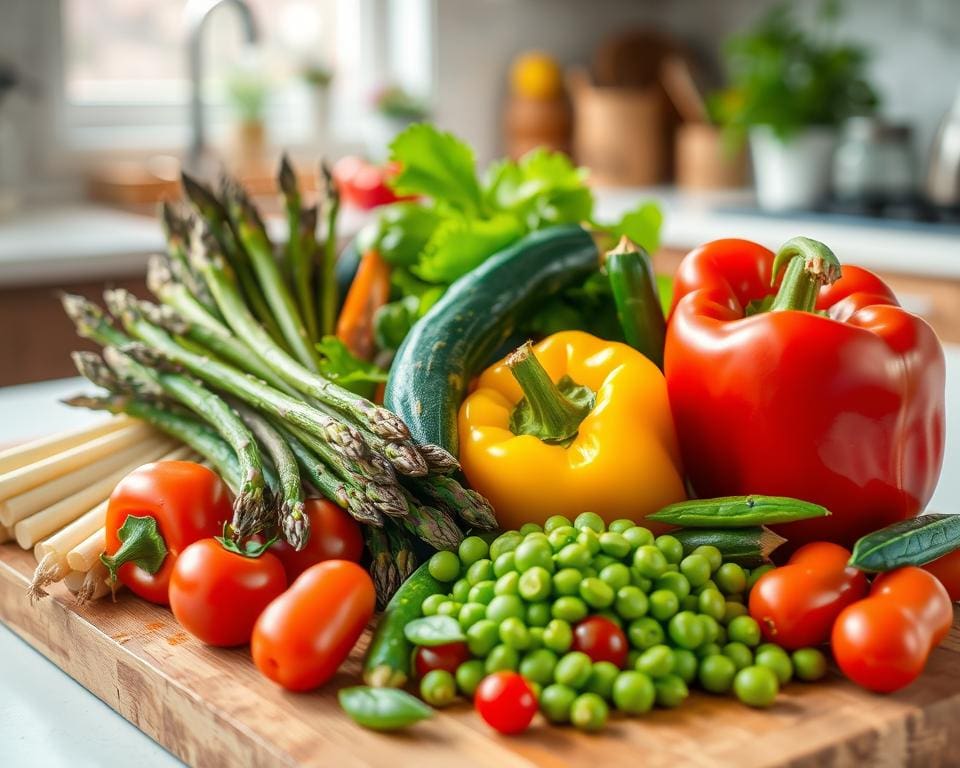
left=99, top=515, right=169, bottom=586
left=769, top=237, right=842, bottom=313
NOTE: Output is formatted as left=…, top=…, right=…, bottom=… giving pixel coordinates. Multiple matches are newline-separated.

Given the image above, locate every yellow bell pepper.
left=458, top=330, right=686, bottom=530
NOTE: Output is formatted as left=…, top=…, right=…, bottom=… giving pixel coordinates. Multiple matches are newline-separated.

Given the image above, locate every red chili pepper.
left=665, top=237, right=946, bottom=548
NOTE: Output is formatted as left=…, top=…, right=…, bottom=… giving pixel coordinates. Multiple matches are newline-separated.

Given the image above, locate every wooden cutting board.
left=1, top=543, right=959, bottom=768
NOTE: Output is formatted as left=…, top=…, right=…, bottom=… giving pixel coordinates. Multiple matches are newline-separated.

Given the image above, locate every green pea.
left=734, top=665, right=779, bottom=708
left=755, top=646, right=793, bottom=685
left=654, top=674, right=689, bottom=708
left=419, top=669, right=457, bottom=707
left=428, top=550, right=461, bottom=583
left=681, top=594, right=700, bottom=612
left=579, top=577, right=615, bottom=609
left=554, top=651, right=593, bottom=689
left=494, top=571, right=520, bottom=596
left=519, top=648, right=558, bottom=685
left=727, top=615, right=762, bottom=647
left=466, top=558, right=494, bottom=585
left=792, top=648, right=828, bottom=682
left=455, top=660, right=485, bottom=696
left=519, top=522, right=543, bottom=536
left=628, top=617, right=665, bottom=650
left=635, top=644, right=674, bottom=678
left=679, top=554, right=711, bottom=587
left=747, top=564, right=775, bottom=589
left=552, top=595, right=588, bottom=623
left=553, top=567, right=582, bottom=596
left=487, top=594, right=525, bottom=622
left=696, top=579, right=719, bottom=595
left=458, top=536, right=489, bottom=568
left=615, top=585, right=649, bottom=620
left=585, top=661, right=620, bottom=700
left=548, top=526, right=578, bottom=552
left=540, top=683, right=577, bottom=723
left=698, top=614, right=721, bottom=645
left=451, top=578, right=471, bottom=603
left=599, top=562, right=631, bottom=591
left=697, top=587, right=726, bottom=621
left=722, top=600, right=748, bottom=624
left=574, top=511, right=605, bottom=533
left=671, top=648, right=698, bottom=684
left=649, top=589, right=680, bottom=621
left=543, top=619, right=573, bottom=654
left=633, top=545, right=668, bottom=578
left=668, top=611, right=705, bottom=650
left=692, top=545, right=722, bottom=572
left=627, top=649, right=642, bottom=669
left=514, top=538, right=555, bottom=573
left=570, top=692, right=608, bottom=732
left=557, top=542, right=591, bottom=569
left=499, top=616, right=531, bottom=650
left=466, top=619, right=499, bottom=656
left=630, top=571, right=653, bottom=592
left=654, top=534, right=684, bottom=564
left=488, top=531, right=522, bottom=561
left=458, top=602, right=487, bottom=630
left=526, top=601, right=551, bottom=627
left=420, top=593, right=446, bottom=616
left=518, top=566, right=553, bottom=601
left=592, top=554, right=617, bottom=572
left=622, top=526, right=655, bottom=550
left=467, top=580, right=496, bottom=605
left=577, top=528, right=601, bottom=555
left=528, top=626, right=545, bottom=649
left=654, top=571, right=692, bottom=600
left=493, top=551, right=516, bottom=578
left=612, top=670, right=655, bottom=714
left=723, top=641, right=754, bottom=671
left=485, top=644, right=519, bottom=673
left=544, top=515, right=572, bottom=533
left=664, top=563, right=680, bottom=573
left=608, top=518, right=635, bottom=534
left=715, top=563, right=748, bottom=595
left=436, top=600, right=461, bottom=618
left=598, top=532, right=631, bottom=559
left=698, top=654, right=737, bottom=694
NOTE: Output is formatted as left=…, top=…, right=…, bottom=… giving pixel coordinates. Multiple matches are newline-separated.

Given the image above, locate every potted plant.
left=711, top=2, right=879, bottom=210
left=226, top=60, right=269, bottom=171
left=302, top=61, right=333, bottom=153
left=365, top=84, right=430, bottom=160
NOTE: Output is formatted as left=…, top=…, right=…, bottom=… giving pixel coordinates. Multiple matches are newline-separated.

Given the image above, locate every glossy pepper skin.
left=665, top=238, right=945, bottom=548
left=458, top=330, right=686, bottom=530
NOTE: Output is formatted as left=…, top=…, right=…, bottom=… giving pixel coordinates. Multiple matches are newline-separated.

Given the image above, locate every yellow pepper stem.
left=507, top=341, right=594, bottom=445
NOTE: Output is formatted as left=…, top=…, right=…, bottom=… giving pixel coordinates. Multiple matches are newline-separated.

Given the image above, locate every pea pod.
left=849, top=514, right=960, bottom=573
left=648, top=495, right=829, bottom=528
left=338, top=686, right=434, bottom=731
left=671, top=527, right=785, bottom=568
left=606, top=237, right=666, bottom=369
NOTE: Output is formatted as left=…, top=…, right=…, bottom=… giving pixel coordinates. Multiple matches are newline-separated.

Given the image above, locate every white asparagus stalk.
left=65, top=527, right=105, bottom=573
left=64, top=562, right=113, bottom=604
left=0, top=415, right=132, bottom=474
left=1, top=435, right=170, bottom=527
left=14, top=440, right=175, bottom=550
left=0, top=421, right=154, bottom=501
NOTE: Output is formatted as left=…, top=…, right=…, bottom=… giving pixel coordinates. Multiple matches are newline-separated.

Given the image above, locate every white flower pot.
left=749, top=126, right=837, bottom=211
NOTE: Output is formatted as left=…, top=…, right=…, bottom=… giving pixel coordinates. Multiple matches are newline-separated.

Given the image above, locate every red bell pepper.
left=665, top=237, right=945, bottom=548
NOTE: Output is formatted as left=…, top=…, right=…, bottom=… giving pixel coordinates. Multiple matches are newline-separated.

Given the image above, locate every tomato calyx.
left=99, top=515, right=168, bottom=590
left=216, top=522, right=277, bottom=559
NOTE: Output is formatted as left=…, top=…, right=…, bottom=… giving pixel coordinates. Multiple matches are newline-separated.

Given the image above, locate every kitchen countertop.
left=1, top=356, right=959, bottom=766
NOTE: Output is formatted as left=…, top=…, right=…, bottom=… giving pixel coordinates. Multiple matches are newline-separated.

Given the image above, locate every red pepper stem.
left=769, top=237, right=842, bottom=313
left=99, top=515, right=168, bottom=586
left=507, top=342, right=591, bottom=444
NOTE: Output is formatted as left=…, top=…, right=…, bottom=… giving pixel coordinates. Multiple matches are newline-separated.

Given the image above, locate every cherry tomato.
left=252, top=560, right=375, bottom=691
left=572, top=616, right=629, bottom=667
left=414, top=641, right=471, bottom=679
left=748, top=541, right=868, bottom=650
left=269, top=499, right=364, bottom=581
left=103, top=461, right=231, bottom=605
left=474, top=671, right=538, bottom=734
left=832, top=567, right=952, bottom=693
left=169, top=539, right=287, bottom=647
left=923, top=549, right=960, bottom=601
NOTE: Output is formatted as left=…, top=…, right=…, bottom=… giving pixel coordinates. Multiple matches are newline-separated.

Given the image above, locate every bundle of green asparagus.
left=61, top=157, right=496, bottom=605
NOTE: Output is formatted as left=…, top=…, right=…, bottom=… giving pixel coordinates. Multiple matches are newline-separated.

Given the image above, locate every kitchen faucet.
left=184, top=0, right=260, bottom=166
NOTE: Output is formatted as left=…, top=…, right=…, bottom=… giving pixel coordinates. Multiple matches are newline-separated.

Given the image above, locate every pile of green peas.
left=416, top=513, right=828, bottom=731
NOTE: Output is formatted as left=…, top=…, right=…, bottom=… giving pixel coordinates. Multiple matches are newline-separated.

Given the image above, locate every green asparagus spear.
left=160, top=203, right=223, bottom=322
left=398, top=488, right=464, bottom=551
left=278, top=155, right=320, bottom=344
left=404, top=474, right=498, bottom=531
left=319, top=160, right=340, bottom=337
left=365, top=525, right=401, bottom=609
left=386, top=525, right=417, bottom=582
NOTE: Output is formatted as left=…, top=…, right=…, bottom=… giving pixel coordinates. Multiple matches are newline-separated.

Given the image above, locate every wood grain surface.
left=1, top=543, right=959, bottom=768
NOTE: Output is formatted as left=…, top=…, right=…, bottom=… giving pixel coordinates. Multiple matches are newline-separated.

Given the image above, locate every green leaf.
left=601, top=202, right=663, bottom=254
left=315, top=336, right=388, bottom=399
left=359, top=203, right=441, bottom=268
left=388, top=123, right=485, bottom=217
left=373, top=296, right=420, bottom=353
left=849, top=514, right=960, bottom=573
left=402, top=615, right=466, bottom=646
left=414, top=213, right=524, bottom=284
left=338, top=686, right=434, bottom=731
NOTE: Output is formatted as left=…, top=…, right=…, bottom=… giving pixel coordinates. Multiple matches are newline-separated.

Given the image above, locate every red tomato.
left=474, top=671, right=538, bottom=734
left=414, top=642, right=471, bottom=679
left=103, top=461, right=231, bottom=605
left=251, top=560, right=375, bottom=691
left=169, top=539, right=287, bottom=647
left=832, top=567, right=953, bottom=693
left=573, top=616, right=629, bottom=667
left=333, top=156, right=408, bottom=210
left=269, top=499, right=364, bottom=581
left=923, top=549, right=960, bottom=601
left=749, top=541, right=869, bottom=649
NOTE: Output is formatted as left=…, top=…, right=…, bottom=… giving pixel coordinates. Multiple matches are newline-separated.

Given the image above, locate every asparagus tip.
left=370, top=483, right=408, bottom=519
left=277, top=153, right=298, bottom=196
left=383, top=441, right=429, bottom=477
left=281, top=499, right=311, bottom=551
left=417, top=443, right=461, bottom=474
left=365, top=404, right=411, bottom=441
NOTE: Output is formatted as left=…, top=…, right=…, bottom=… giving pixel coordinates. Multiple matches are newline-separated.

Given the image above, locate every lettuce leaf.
left=413, top=213, right=524, bottom=284
left=602, top=202, right=663, bottom=254
left=315, top=336, right=387, bottom=399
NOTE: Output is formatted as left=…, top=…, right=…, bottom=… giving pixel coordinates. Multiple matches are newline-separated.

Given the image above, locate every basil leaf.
left=402, top=615, right=466, bottom=646
left=338, top=686, right=434, bottom=731
left=849, top=514, right=960, bottom=573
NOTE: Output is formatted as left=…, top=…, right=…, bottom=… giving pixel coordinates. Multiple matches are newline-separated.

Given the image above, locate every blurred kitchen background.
left=2, top=0, right=960, bottom=389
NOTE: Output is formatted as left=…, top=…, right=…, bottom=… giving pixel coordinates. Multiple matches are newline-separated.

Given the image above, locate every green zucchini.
left=648, top=495, right=830, bottom=528
left=385, top=225, right=600, bottom=453
left=363, top=562, right=445, bottom=688
left=671, top=527, right=786, bottom=568
left=606, top=237, right=666, bottom=368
